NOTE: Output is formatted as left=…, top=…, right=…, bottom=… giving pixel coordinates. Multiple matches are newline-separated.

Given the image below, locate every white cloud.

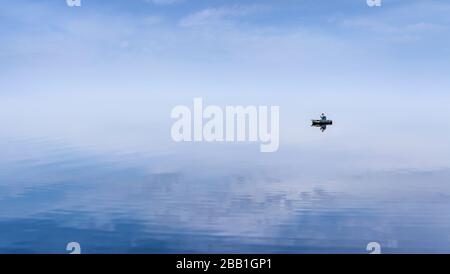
left=179, top=5, right=269, bottom=27
left=341, top=0, right=450, bottom=34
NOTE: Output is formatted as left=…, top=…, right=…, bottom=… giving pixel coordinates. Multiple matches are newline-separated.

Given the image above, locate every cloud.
left=179, top=5, right=269, bottom=27
left=340, top=0, right=450, bottom=34
left=145, top=0, right=184, bottom=5
left=140, top=15, right=164, bottom=26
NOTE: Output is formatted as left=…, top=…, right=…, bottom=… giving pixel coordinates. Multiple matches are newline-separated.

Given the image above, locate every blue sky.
left=1, top=0, right=450, bottom=160
left=1, top=0, right=449, bottom=95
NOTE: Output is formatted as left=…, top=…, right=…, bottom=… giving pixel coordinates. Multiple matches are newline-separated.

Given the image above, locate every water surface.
left=1, top=124, right=450, bottom=254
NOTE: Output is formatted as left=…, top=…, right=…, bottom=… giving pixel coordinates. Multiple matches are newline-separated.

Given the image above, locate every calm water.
left=1, top=117, right=450, bottom=254
left=2, top=0, right=450, bottom=254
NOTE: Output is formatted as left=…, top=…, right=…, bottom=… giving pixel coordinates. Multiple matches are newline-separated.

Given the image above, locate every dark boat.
left=311, top=119, right=333, bottom=125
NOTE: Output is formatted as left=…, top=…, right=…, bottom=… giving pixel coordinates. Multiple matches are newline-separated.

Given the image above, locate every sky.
left=1, top=0, right=449, bottom=94
left=0, top=0, right=450, bottom=165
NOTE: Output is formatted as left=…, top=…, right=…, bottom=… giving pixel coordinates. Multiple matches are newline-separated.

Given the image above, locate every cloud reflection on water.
left=1, top=138, right=450, bottom=253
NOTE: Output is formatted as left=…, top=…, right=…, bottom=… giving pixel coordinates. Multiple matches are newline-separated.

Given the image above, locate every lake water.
left=1, top=97, right=450, bottom=254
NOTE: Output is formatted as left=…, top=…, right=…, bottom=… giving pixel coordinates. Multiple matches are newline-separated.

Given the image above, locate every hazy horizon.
left=1, top=0, right=450, bottom=253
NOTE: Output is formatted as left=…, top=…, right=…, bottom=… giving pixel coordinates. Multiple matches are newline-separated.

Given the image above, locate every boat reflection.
left=312, top=124, right=328, bottom=132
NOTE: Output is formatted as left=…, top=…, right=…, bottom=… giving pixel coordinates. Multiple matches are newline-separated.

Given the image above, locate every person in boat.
left=320, top=113, right=327, bottom=121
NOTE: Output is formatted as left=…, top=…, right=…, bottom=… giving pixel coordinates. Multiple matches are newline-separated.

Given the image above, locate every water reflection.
left=1, top=138, right=450, bottom=253
left=312, top=124, right=329, bottom=132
